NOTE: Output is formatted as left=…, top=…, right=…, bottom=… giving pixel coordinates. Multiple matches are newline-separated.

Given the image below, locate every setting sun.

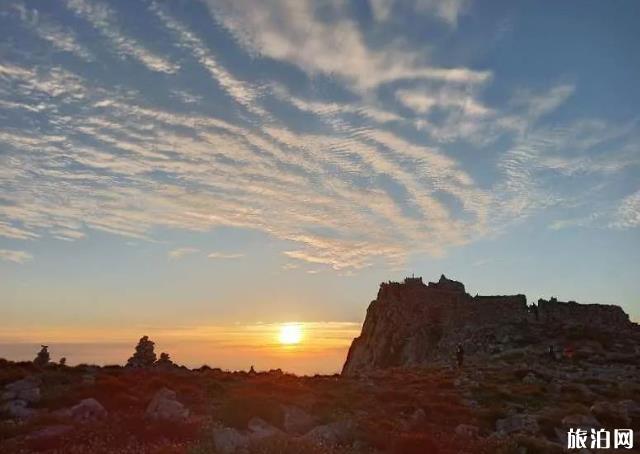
left=278, top=324, right=303, bottom=345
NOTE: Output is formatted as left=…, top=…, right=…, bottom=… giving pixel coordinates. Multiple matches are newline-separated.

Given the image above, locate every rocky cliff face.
left=342, top=275, right=636, bottom=376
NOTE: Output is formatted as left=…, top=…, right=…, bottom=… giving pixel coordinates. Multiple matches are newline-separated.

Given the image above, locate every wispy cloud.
left=611, top=190, right=640, bottom=229
left=0, top=1, right=637, bottom=274
left=0, top=249, right=33, bottom=264
left=10, top=2, right=94, bottom=61
left=370, top=0, right=469, bottom=25
left=64, top=0, right=178, bottom=73
left=168, top=247, right=200, bottom=260
left=151, top=2, right=262, bottom=113
left=207, top=0, right=489, bottom=91
left=208, top=252, right=244, bottom=259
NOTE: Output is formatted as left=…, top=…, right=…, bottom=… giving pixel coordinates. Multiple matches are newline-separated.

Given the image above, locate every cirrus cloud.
left=0, top=249, right=33, bottom=264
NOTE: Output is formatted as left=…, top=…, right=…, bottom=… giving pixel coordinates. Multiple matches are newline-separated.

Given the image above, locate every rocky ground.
left=2, top=277, right=639, bottom=453
left=1, top=344, right=639, bottom=453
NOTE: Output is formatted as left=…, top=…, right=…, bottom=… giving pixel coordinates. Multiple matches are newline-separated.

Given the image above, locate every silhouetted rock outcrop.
left=342, top=275, right=637, bottom=376
left=154, top=352, right=177, bottom=370
left=33, top=345, right=50, bottom=367
left=126, top=336, right=157, bottom=368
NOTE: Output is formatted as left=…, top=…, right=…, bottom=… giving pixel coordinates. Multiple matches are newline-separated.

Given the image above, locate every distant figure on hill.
left=456, top=344, right=464, bottom=368
left=59, top=357, right=67, bottom=366
left=34, top=345, right=50, bottom=367
left=563, top=345, right=575, bottom=360
left=126, top=335, right=157, bottom=368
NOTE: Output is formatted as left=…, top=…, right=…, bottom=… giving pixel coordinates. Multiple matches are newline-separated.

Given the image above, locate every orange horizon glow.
left=0, top=321, right=361, bottom=375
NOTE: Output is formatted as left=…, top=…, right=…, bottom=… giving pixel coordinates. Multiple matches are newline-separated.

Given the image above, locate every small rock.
left=522, top=373, right=542, bottom=385
left=247, top=417, right=281, bottom=439
left=462, top=399, right=479, bottom=408
left=590, top=401, right=630, bottom=426
left=618, top=399, right=640, bottom=419
left=70, top=398, right=108, bottom=423
left=302, top=420, right=355, bottom=447
left=3, top=377, right=40, bottom=403
left=561, top=414, right=599, bottom=429
left=401, top=408, right=426, bottom=431
left=1, top=400, right=36, bottom=419
left=282, top=404, right=315, bottom=434
left=455, top=424, right=479, bottom=438
left=17, top=387, right=40, bottom=403
left=496, top=414, right=539, bottom=436
left=145, top=388, right=189, bottom=422
left=409, top=408, right=426, bottom=425
left=7, top=377, right=37, bottom=390
left=213, top=427, right=250, bottom=454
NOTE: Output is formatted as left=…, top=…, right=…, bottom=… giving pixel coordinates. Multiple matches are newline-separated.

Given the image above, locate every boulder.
left=302, top=420, right=355, bottom=447
left=522, top=373, right=543, bottom=385
left=455, top=424, right=480, bottom=438
left=590, top=401, right=630, bottom=426
left=247, top=417, right=281, bottom=439
left=401, top=408, right=427, bottom=431
left=618, top=399, right=640, bottom=419
left=3, top=377, right=40, bottom=403
left=213, top=427, right=250, bottom=454
left=69, top=398, right=108, bottom=423
left=553, top=427, right=569, bottom=447
left=16, top=387, right=40, bottom=403
left=561, top=414, right=600, bottom=430
left=281, top=405, right=315, bottom=434
left=1, top=400, right=36, bottom=419
left=145, top=388, right=189, bottom=422
left=495, top=414, right=539, bottom=436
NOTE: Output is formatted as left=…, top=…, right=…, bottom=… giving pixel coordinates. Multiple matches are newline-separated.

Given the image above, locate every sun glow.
left=278, top=323, right=303, bottom=345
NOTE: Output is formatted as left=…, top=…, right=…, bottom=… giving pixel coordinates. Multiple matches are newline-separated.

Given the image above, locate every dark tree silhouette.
left=126, top=336, right=157, bottom=368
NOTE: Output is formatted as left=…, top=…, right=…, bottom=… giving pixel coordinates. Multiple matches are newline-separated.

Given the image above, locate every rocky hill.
left=343, top=275, right=637, bottom=376
left=1, top=277, right=639, bottom=453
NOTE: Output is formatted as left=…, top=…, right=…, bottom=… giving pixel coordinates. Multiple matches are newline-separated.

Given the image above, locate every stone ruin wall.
left=537, top=299, right=631, bottom=327
left=343, top=275, right=637, bottom=376
left=375, top=277, right=631, bottom=332
left=469, top=295, right=529, bottom=325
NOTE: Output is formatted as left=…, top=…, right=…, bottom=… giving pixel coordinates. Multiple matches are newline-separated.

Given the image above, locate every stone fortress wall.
left=537, top=297, right=630, bottom=326
left=342, top=274, right=636, bottom=376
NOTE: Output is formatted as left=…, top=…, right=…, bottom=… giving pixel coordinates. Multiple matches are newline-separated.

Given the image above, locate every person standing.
left=456, top=343, right=464, bottom=368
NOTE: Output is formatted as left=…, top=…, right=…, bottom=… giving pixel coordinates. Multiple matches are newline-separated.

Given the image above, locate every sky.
left=1, top=0, right=639, bottom=373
